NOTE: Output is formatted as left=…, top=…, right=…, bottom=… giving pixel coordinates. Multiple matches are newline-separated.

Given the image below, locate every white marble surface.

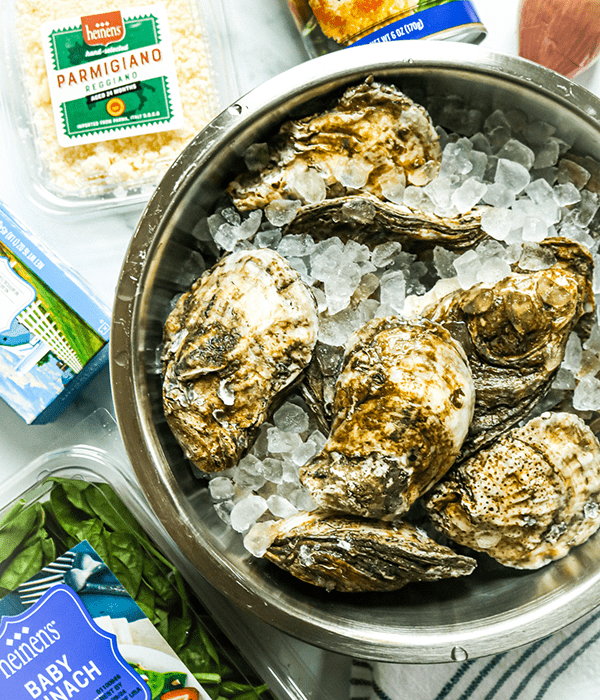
left=0, top=1, right=599, bottom=698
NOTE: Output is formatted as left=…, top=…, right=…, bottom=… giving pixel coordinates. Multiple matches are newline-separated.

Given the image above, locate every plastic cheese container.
left=0, top=0, right=236, bottom=217
left=0, top=409, right=342, bottom=700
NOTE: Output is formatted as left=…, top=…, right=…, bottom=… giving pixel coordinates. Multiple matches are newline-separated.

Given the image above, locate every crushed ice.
left=194, top=98, right=600, bottom=545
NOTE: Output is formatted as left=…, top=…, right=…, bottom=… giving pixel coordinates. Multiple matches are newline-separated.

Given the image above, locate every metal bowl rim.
left=111, top=41, right=600, bottom=662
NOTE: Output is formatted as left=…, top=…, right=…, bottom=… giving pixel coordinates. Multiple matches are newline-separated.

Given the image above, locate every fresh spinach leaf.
left=49, top=485, right=95, bottom=539
left=141, top=553, right=180, bottom=611
left=0, top=539, right=44, bottom=591
left=84, top=483, right=147, bottom=538
left=134, top=580, right=157, bottom=620
left=46, top=477, right=96, bottom=517
left=29, top=477, right=276, bottom=700
left=164, top=613, right=193, bottom=653
left=104, top=531, right=144, bottom=598
left=0, top=499, right=26, bottom=529
left=0, top=502, right=44, bottom=567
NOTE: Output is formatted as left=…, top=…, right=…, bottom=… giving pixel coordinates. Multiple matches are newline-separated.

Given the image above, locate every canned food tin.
left=288, top=0, right=487, bottom=57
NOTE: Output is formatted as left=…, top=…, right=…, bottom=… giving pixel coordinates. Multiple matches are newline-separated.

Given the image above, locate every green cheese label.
left=41, top=4, right=183, bottom=146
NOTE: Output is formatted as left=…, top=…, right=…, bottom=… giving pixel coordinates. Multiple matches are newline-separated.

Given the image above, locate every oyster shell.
left=423, top=412, right=600, bottom=569
left=253, top=510, right=477, bottom=593
left=228, top=79, right=442, bottom=211
left=421, top=237, right=595, bottom=459
left=299, top=317, right=475, bottom=519
left=162, top=249, right=318, bottom=473
left=282, top=194, right=486, bottom=252
left=299, top=341, right=345, bottom=434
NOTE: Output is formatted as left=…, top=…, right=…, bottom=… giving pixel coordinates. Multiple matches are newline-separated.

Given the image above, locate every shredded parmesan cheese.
left=15, top=0, right=217, bottom=197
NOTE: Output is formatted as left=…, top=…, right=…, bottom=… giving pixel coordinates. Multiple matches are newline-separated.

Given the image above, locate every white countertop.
left=0, top=1, right=599, bottom=698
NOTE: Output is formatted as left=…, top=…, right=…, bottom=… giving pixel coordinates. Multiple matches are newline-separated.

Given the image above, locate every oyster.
left=282, top=194, right=486, bottom=252
left=251, top=510, right=476, bottom=593
left=421, top=237, right=595, bottom=459
left=162, top=249, right=318, bottom=473
left=299, top=317, right=475, bottom=519
left=228, top=79, right=442, bottom=211
left=300, top=341, right=345, bottom=433
left=423, top=412, right=600, bottom=569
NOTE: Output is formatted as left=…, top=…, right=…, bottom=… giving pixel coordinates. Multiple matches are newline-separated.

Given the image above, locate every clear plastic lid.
left=0, top=1, right=238, bottom=217
left=0, top=409, right=346, bottom=700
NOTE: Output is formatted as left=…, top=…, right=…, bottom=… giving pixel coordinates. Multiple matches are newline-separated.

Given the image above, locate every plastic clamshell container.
left=0, top=409, right=345, bottom=700
left=0, top=0, right=237, bottom=218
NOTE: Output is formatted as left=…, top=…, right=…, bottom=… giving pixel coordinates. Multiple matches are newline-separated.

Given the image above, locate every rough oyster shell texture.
left=423, top=412, right=600, bottom=569
left=282, top=194, right=487, bottom=252
left=258, top=510, right=477, bottom=592
left=300, top=341, right=345, bottom=434
left=228, top=79, right=442, bottom=210
left=421, top=237, right=595, bottom=460
left=161, top=75, right=600, bottom=594
left=228, top=79, right=487, bottom=253
left=162, top=249, right=318, bottom=473
left=299, top=317, right=475, bottom=520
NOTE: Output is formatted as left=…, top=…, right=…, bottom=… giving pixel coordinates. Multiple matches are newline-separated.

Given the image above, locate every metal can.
left=287, top=0, right=487, bottom=57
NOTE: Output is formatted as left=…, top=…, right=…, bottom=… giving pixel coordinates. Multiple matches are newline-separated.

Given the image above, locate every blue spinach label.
left=0, top=584, right=150, bottom=700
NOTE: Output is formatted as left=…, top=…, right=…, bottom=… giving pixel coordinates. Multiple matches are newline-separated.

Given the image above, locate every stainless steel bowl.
left=111, top=42, right=600, bottom=663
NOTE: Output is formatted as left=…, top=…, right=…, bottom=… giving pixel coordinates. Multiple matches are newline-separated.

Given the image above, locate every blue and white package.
left=0, top=202, right=110, bottom=424
left=0, top=541, right=209, bottom=700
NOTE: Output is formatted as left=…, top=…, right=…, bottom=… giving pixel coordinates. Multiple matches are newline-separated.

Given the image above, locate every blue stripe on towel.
left=533, top=612, right=600, bottom=699
left=373, top=680, right=395, bottom=700
left=483, top=637, right=549, bottom=700
left=435, top=659, right=477, bottom=699
left=350, top=659, right=375, bottom=699
left=350, top=606, right=600, bottom=700
left=509, top=609, right=600, bottom=699
left=456, top=651, right=508, bottom=700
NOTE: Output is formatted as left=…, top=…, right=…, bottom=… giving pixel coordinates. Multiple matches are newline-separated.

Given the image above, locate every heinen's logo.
left=81, top=11, right=125, bottom=47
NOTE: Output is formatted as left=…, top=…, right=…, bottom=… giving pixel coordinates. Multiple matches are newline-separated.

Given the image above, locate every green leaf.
left=0, top=502, right=45, bottom=568
left=220, top=683, right=269, bottom=699
left=0, top=499, right=26, bottom=529
left=134, top=581, right=157, bottom=620
left=49, top=485, right=95, bottom=540
left=0, top=539, right=44, bottom=591
left=151, top=605, right=169, bottom=630
left=230, top=688, right=269, bottom=700
left=140, top=554, right=179, bottom=611
left=40, top=535, right=57, bottom=566
left=84, top=483, right=147, bottom=538
left=104, top=531, right=144, bottom=598
left=178, top=626, right=220, bottom=676
left=83, top=482, right=187, bottom=607
left=417, top=0, right=451, bottom=10
left=76, top=520, right=111, bottom=565
left=164, top=614, right=192, bottom=653
left=46, top=478, right=96, bottom=517
left=193, top=673, right=222, bottom=684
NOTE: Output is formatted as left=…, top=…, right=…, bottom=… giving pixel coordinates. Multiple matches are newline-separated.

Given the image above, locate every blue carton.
left=0, top=202, right=110, bottom=423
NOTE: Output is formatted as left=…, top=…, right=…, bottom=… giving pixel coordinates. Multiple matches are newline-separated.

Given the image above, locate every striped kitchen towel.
left=350, top=604, right=600, bottom=700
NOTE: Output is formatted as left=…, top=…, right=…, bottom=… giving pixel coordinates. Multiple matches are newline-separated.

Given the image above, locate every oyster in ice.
left=251, top=510, right=476, bottom=592
left=423, top=412, right=600, bottom=569
left=300, top=341, right=345, bottom=433
left=282, top=194, right=486, bottom=252
left=299, top=317, right=475, bottom=520
left=228, top=79, right=442, bottom=211
left=421, top=238, right=595, bottom=459
left=162, top=249, right=318, bottom=473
